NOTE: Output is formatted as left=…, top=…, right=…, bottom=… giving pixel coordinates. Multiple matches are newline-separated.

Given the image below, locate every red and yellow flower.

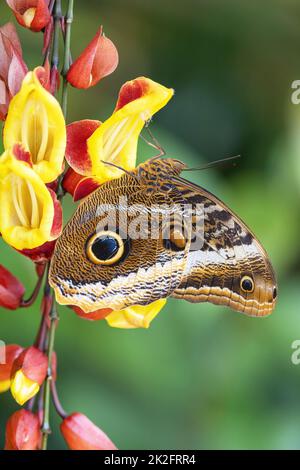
left=3, top=68, right=66, bottom=183
left=65, top=77, right=173, bottom=190
left=60, top=77, right=173, bottom=328
left=0, top=23, right=28, bottom=120
left=0, top=144, right=62, bottom=251
left=10, top=346, right=48, bottom=405
left=0, top=344, right=23, bottom=392
left=0, top=67, right=65, bottom=255
left=6, top=0, right=51, bottom=32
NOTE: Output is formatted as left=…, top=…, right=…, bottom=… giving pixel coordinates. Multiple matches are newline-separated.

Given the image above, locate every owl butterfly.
left=49, top=157, right=277, bottom=316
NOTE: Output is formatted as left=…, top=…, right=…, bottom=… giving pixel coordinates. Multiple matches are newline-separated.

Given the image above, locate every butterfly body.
left=49, top=158, right=277, bottom=316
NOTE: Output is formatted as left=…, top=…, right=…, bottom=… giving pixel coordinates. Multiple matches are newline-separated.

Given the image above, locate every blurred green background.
left=1, top=0, right=300, bottom=450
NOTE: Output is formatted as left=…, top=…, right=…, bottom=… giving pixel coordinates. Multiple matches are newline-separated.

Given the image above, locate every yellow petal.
left=0, top=379, right=11, bottom=393
left=23, top=8, right=36, bottom=27
left=105, top=298, right=167, bottom=329
left=10, top=370, right=39, bottom=406
left=87, top=77, right=173, bottom=179
left=3, top=68, right=66, bottom=183
left=0, top=148, right=55, bottom=250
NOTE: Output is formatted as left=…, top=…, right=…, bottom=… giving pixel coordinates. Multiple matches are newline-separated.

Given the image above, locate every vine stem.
left=41, top=296, right=59, bottom=450
left=35, top=263, right=52, bottom=350
left=42, top=0, right=56, bottom=65
left=62, top=0, right=74, bottom=118
left=50, top=0, right=62, bottom=93
left=51, top=380, right=67, bottom=419
left=39, top=0, right=74, bottom=450
left=20, top=264, right=46, bottom=308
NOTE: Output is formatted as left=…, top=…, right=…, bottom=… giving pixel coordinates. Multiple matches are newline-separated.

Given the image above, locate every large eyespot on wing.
left=82, top=188, right=192, bottom=311
left=170, top=176, right=277, bottom=317
left=85, top=230, right=129, bottom=266
left=49, top=173, right=191, bottom=312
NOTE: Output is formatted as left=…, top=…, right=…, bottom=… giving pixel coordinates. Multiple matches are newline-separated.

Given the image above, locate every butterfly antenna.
left=140, top=124, right=166, bottom=159
left=100, top=160, right=134, bottom=177
left=183, top=155, right=241, bottom=172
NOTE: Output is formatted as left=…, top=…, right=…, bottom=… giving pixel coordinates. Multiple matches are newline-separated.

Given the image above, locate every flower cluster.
left=0, top=343, right=116, bottom=449
left=0, top=69, right=64, bottom=260
left=0, top=0, right=173, bottom=450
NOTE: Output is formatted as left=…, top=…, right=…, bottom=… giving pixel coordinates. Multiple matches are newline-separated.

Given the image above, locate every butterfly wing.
left=50, top=157, right=277, bottom=316
left=49, top=174, right=191, bottom=312
left=170, top=176, right=277, bottom=316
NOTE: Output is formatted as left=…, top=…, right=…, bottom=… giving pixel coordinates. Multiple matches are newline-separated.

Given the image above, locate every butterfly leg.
left=141, top=124, right=166, bottom=159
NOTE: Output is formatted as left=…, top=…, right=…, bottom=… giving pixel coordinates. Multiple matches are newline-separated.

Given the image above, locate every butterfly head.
left=135, top=157, right=187, bottom=192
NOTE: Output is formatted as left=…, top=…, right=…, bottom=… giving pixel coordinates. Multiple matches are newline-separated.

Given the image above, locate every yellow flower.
left=0, top=144, right=61, bottom=250
left=87, top=77, right=173, bottom=180
left=3, top=68, right=66, bottom=183
left=105, top=299, right=167, bottom=329
left=0, top=379, right=11, bottom=393
left=65, top=77, right=174, bottom=182
left=9, top=346, right=48, bottom=406
left=10, top=370, right=39, bottom=406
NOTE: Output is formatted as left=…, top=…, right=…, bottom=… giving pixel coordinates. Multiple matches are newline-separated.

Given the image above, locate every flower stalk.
left=50, top=0, right=62, bottom=93
left=20, top=264, right=46, bottom=308
left=41, top=294, right=58, bottom=450
left=39, top=0, right=74, bottom=450
left=51, top=380, right=67, bottom=419
left=62, top=0, right=74, bottom=117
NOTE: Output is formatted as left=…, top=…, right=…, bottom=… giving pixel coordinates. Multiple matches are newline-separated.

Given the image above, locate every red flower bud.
left=67, top=27, right=118, bottom=89
left=72, top=305, right=113, bottom=321
left=60, top=412, right=117, bottom=450
left=6, top=0, right=51, bottom=32
left=5, top=409, right=41, bottom=450
left=0, top=344, right=23, bottom=392
left=10, top=346, right=48, bottom=405
left=0, top=265, right=25, bottom=310
left=62, top=167, right=84, bottom=197
left=0, top=22, right=27, bottom=120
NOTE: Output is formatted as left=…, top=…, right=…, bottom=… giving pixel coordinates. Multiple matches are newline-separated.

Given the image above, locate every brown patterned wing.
left=50, top=156, right=277, bottom=316
left=170, top=176, right=277, bottom=316
left=49, top=173, right=190, bottom=312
